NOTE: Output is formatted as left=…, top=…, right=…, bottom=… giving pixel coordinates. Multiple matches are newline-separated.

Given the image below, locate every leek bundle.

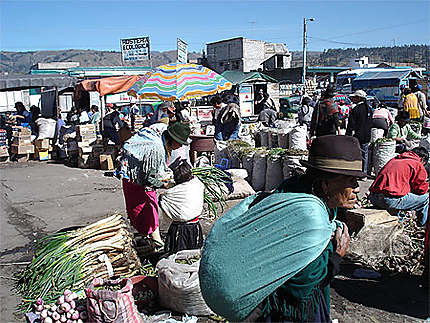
left=16, top=214, right=141, bottom=312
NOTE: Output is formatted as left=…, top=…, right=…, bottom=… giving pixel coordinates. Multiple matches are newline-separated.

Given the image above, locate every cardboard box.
left=35, top=147, right=49, bottom=161
left=12, top=126, right=31, bottom=136
left=99, top=154, right=114, bottom=170
left=11, top=144, right=34, bottom=154
left=0, top=145, right=9, bottom=157
left=76, top=124, right=96, bottom=136
left=12, top=136, right=32, bottom=145
left=34, top=139, right=50, bottom=149
left=79, top=146, right=93, bottom=156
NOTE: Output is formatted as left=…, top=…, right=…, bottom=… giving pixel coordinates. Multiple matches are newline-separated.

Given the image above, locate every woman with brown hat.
left=199, top=135, right=361, bottom=322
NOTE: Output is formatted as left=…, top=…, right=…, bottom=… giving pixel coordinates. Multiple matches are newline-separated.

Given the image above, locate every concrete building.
left=205, top=37, right=291, bottom=74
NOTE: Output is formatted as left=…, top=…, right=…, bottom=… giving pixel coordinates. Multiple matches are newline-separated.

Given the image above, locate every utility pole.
left=302, top=18, right=315, bottom=91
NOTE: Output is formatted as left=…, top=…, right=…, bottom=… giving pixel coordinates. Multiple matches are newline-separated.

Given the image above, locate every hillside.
left=1, top=45, right=428, bottom=74
left=0, top=50, right=202, bottom=74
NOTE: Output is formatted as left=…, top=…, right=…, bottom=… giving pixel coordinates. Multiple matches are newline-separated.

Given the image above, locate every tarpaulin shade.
left=0, top=74, right=78, bottom=91
left=75, top=75, right=143, bottom=97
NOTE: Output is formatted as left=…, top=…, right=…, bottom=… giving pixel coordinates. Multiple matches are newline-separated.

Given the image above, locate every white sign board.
left=120, top=36, right=150, bottom=62
left=177, top=38, right=188, bottom=63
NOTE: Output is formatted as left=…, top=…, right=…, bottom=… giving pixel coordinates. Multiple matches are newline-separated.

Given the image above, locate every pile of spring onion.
left=34, top=290, right=88, bottom=323
left=16, top=214, right=141, bottom=313
left=192, top=166, right=231, bottom=219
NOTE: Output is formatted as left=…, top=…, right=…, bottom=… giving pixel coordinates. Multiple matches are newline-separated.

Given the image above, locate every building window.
left=276, top=56, right=284, bottom=68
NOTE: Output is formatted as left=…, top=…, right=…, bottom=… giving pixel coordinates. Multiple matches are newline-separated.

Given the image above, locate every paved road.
left=0, top=161, right=428, bottom=322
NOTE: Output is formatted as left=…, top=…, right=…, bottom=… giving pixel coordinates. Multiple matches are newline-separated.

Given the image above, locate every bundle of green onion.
left=192, top=166, right=231, bottom=219
left=16, top=214, right=141, bottom=313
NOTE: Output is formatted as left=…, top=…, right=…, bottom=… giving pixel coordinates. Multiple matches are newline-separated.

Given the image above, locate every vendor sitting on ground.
left=369, top=146, right=429, bottom=226
left=369, top=146, right=429, bottom=288
left=387, top=110, right=421, bottom=153
left=158, top=158, right=205, bottom=254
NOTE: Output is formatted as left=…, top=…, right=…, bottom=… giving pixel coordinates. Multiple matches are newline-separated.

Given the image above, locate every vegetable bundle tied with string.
left=191, top=166, right=232, bottom=219
left=15, top=214, right=141, bottom=313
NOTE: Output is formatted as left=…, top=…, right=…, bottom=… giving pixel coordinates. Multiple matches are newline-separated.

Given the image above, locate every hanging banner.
left=120, top=36, right=150, bottom=62
left=177, top=38, right=188, bottom=63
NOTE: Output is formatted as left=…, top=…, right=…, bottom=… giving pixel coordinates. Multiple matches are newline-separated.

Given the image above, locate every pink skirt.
left=122, top=179, right=159, bottom=235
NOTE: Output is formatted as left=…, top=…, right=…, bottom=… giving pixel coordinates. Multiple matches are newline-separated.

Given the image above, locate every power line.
left=308, top=36, right=371, bottom=47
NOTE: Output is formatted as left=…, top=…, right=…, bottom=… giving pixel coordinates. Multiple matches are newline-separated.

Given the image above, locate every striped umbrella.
left=130, top=63, right=232, bottom=101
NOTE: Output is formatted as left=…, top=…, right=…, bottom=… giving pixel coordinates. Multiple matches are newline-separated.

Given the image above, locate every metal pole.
left=302, top=18, right=307, bottom=89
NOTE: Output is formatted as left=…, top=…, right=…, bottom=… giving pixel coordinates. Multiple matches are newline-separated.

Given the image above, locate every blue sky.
left=1, top=0, right=429, bottom=53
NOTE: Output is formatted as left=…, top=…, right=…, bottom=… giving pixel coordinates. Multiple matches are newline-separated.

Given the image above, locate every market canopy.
left=129, top=63, right=232, bottom=101
left=75, top=74, right=144, bottom=97
left=352, top=69, right=421, bottom=88
left=0, top=74, right=78, bottom=91
left=221, top=71, right=279, bottom=85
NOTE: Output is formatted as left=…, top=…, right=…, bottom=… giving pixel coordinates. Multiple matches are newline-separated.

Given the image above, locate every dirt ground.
left=0, top=161, right=429, bottom=322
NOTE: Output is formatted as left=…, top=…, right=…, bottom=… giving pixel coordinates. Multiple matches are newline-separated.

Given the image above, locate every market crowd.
left=4, top=82, right=429, bottom=323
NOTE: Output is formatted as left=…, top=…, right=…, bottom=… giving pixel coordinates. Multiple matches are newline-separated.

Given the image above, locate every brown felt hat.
left=300, top=135, right=366, bottom=178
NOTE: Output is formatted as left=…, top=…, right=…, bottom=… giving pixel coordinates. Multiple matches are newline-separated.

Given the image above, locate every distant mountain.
left=292, top=45, right=429, bottom=68
left=1, top=45, right=428, bottom=74
left=0, top=49, right=203, bottom=74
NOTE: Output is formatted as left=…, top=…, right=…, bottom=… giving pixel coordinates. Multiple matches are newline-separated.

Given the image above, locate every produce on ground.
left=175, top=255, right=201, bottom=265
left=15, top=214, right=141, bottom=313
left=192, top=166, right=231, bottom=219
left=34, top=289, right=88, bottom=323
left=226, top=140, right=253, bottom=159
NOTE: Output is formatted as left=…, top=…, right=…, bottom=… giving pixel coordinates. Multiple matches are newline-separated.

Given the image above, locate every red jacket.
left=370, top=151, right=429, bottom=197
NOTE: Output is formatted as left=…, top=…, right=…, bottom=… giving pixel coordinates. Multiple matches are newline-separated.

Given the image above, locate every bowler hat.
left=167, top=122, right=191, bottom=146
left=396, top=110, right=410, bottom=122
left=322, top=87, right=336, bottom=98
left=350, top=90, right=367, bottom=99
left=300, top=135, right=366, bottom=177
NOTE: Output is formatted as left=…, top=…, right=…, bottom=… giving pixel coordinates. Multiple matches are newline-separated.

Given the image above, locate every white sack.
left=288, top=125, right=307, bottom=151
left=36, top=118, right=56, bottom=139
left=370, top=128, right=385, bottom=143
left=157, top=250, right=213, bottom=316
left=373, top=141, right=396, bottom=176
left=159, top=178, right=205, bottom=222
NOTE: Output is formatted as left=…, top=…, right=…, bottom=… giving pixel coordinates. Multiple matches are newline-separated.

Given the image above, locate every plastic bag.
left=251, top=151, right=267, bottom=191
left=242, top=152, right=254, bottom=184
left=85, top=278, right=144, bottom=323
left=265, top=155, right=283, bottom=191
left=282, top=155, right=307, bottom=179
left=157, top=250, right=213, bottom=316
left=36, top=118, right=56, bottom=139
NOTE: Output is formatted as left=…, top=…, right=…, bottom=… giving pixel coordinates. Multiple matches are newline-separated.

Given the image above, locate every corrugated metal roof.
left=354, top=70, right=411, bottom=80
left=0, top=74, right=77, bottom=90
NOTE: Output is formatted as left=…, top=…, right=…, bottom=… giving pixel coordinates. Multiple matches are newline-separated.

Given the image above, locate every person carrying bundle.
left=118, top=122, right=191, bottom=250
left=199, top=135, right=361, bottom=322
left=158, top=158, right=205, bottom=254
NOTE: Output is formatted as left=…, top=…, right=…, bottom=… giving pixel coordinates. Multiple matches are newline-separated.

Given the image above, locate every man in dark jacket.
left=346, top=90, right=373, bottom=175
left=103, top=103, right=124, bottom=145
left=310, top=87, right=341, bottom=137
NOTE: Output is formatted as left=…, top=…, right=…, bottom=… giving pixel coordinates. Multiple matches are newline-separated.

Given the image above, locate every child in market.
left=158, top=158, right=205, bottom=253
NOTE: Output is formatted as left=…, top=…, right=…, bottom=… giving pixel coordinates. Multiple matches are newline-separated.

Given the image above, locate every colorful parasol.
left=128, top=63, right=232, bottom=101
